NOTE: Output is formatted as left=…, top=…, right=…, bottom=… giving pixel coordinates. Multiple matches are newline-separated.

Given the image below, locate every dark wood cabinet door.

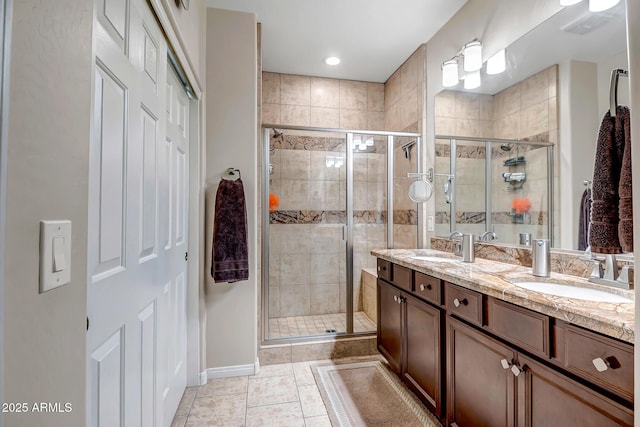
left=517, top=354, right=633, bottom=427
left=447, top=317, right=516, bottom=427
left=377, top=279, right=403, bottom=374
left=404, top=294, right=443, bottom=418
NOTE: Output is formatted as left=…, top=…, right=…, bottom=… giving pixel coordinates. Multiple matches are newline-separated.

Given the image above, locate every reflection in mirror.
left=433, top=1, right=628, bottom=250
left=434, top=136, right=552, bottom=246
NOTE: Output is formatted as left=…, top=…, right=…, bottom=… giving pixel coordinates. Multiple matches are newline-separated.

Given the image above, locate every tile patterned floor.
left=268, top=311, right=376, bottom=339
left=171, top=357, right=380, bottom=427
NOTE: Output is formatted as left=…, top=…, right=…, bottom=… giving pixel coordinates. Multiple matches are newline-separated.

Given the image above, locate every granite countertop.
left=372, top=248, right=635, bottom=344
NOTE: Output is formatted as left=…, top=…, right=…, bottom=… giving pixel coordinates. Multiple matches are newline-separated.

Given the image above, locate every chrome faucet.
left=449, top=231, right=463, bottom=256
left=588, top=254, right=634, bottom=290
left=479, top=231, right=497, bottom=242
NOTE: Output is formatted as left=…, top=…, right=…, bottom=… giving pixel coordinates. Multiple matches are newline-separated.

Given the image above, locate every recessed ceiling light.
left=325, top=56, right=341, bottom=66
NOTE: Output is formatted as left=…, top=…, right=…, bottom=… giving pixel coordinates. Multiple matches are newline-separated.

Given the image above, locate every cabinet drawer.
left=562, top=325, right=633, bottom=402
left=445, top=282, right=483, bottom=326
left=413, top=272, right=442, bottom=305
left=486, top=297, right=550, bottom=358
left=391, top=264, right=412, bottom=292
left=377, top=259, right=391, bottom=281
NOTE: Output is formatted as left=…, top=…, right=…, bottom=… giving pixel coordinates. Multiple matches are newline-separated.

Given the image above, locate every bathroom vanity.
left=373, top=249, right=634, bottom=426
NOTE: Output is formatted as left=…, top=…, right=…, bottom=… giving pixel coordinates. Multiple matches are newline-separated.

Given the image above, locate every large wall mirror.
left=433, top=1, right=628, bottom=250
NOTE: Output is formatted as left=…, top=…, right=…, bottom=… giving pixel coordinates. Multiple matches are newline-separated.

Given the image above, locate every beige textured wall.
left=384, top=45, right=425, bottom=133
left=262, top=72, right=384, bottom=130
left=3, top=0, right=92, bottom=425
left=384, top=45, right=426, bottom=248
left=205, top=8, right=258, bottom=369
left=493, top=66, right=558, bottom=141
left=435, top=91, right=495, bottom=138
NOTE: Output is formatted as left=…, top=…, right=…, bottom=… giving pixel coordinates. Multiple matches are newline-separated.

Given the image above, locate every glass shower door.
left=266, top=129, right=348, bottom=338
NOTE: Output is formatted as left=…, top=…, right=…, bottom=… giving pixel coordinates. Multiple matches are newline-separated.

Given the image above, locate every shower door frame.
left=261, top=124, right=422, bottom=344
left=436, top=135, right=554, bottom=246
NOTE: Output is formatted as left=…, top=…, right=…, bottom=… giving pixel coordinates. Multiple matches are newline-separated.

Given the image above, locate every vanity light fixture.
left=442, top=59, right=459, bottom=87
left=486, top=49, right=506, bottom=75
left=464, top=69, right=481, bottom=89
left=463, top=40, right=483, bottom=72
left=324, top=56, right=341, bottom=66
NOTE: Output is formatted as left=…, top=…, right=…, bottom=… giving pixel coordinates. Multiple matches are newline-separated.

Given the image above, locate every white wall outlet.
left=427, top=216, right=434, bottom=231
left=39, top=220, right=72, bottom=293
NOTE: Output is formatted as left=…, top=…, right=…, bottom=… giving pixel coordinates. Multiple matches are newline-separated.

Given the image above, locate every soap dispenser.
left=532, top=239, right=550, bottom=277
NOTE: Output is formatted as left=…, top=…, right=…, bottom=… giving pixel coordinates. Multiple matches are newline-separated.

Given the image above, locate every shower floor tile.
left=268, top=312, right=376, bottom=339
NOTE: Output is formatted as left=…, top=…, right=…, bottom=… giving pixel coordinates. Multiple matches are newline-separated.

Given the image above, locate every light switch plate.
left=40, top=220, right=72, bottom=293
left=427, top=216, right=434, bottom=231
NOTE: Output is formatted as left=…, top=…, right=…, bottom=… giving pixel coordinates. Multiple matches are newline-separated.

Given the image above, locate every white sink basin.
left=511, top=281, right=632, bottom=303
left=410, top=256, right=458, bottom=263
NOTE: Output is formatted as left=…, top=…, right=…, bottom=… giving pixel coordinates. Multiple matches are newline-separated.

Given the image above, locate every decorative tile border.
left=435, top=211, right=547, bottom=225
left=436, top=131, right=551, bottom=159
left=270, top=209, right=417, bottom=225
left=270, top=134, right=387, bottom=154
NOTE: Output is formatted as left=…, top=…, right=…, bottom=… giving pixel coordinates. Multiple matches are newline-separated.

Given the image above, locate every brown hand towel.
left=589, top=109, right=624, bottom=254
left=616, top=106, right=633, bottom=253
left=212, top=178, right=249, bottom=283
left=578, top=188, right=591, bottom=251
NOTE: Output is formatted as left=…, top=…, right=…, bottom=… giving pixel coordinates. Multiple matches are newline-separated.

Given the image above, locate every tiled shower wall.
left=384, top=44, right=426, bottom=248
left=262, top=73, right=385, bottom=130
left=268, top=134, right=387, bottom=318
left=434, top=65, right=558, bottom=244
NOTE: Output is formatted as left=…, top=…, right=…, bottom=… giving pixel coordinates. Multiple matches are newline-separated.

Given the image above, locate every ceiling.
left=206, top=0, right=467, bottom=83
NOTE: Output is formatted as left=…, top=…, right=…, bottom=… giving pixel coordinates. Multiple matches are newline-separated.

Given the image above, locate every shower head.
left=272, top=128, right=283, bottom=139
left=500, top=143, right=512, bottom=152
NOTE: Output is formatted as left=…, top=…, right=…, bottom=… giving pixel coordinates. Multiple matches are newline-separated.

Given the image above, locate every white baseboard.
left=200, top=358, right=260, bottom=383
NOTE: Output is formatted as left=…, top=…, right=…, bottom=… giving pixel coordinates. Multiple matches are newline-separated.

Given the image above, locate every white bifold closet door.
left=87, top=0, right=189, bottom=425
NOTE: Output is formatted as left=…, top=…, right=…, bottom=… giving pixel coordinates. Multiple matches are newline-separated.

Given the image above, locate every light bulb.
left=442, top=59, right=459, bottom=87
left=464, top=70, right=481, bottom=90
left=463, top=40, right=482, bottom=72
left=324, top=56, right=341, bottom=66
left=486, top=49, right=506, bottom=75
left=589, top=0, right=619, bottom=11
left=359, top=142, right=367, bottom=151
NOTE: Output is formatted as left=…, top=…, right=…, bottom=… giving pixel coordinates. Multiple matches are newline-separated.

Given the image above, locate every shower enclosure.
left=261, top=125, right=421, bottom=342
left=434, top=136, right=553, bottom=245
